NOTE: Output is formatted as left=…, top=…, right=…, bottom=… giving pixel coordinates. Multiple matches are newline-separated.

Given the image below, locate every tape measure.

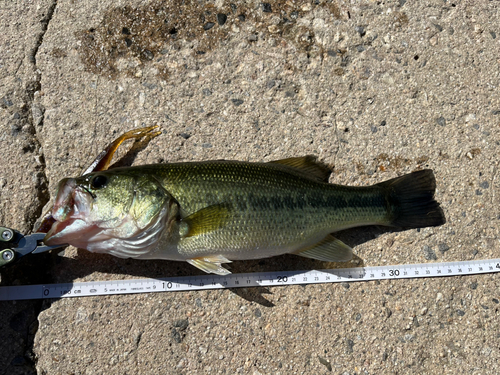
left=1, top=258, right=499, bottom=301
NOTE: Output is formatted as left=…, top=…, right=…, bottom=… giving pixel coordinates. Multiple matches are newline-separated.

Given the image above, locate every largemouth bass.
left=44, top=151, right=445, bottom=275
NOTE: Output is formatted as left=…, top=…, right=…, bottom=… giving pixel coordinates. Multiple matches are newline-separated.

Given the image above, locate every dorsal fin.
left=268, top=156, right=332, bottom=182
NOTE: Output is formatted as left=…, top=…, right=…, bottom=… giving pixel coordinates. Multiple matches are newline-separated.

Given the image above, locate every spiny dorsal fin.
left=179, top=204, right=230, bottom=238
left=187, top=255, right=232, bottom=275
left=294, top=234, right=353, bottom=262
left=269, top=156, right=332, bottom=182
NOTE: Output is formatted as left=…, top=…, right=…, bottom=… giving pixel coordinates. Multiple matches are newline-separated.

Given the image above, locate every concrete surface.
left=1, top=0, right=500, bottom=373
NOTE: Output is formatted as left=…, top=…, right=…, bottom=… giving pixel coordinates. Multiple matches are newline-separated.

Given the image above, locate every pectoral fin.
left=294, top=235, right=353, bottom=262
left=179, top=204, right=230, bottom=238
left=187, top=255, right=232, bottom=275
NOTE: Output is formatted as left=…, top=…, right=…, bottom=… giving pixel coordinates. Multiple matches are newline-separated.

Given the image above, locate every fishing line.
left=1, top=259, right=498, bottom=301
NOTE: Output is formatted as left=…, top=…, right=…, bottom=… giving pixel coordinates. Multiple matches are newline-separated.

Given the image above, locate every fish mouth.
left=44, top=178, right=98, bottom=246
left=43, top=176, right=170, bottom=257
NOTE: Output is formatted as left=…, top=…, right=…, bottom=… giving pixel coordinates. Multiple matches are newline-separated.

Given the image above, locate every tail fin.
left=377, top=169, right=446, bottom=228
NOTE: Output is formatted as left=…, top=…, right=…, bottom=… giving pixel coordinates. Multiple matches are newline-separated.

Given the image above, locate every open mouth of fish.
left=44, top=178, right=101, bottom=247
left=43, top=176, right=170, bottom=260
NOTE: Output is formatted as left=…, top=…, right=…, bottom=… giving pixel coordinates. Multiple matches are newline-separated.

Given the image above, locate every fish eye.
left=90, top=175, right=108, bottom=190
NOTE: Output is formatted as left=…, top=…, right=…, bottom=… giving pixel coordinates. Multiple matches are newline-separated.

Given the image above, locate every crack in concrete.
left=21, top=2, right=58, bottom=374
left=26, top=0, right=58, bottom=229
left=31, top=1, right=58, bottom=69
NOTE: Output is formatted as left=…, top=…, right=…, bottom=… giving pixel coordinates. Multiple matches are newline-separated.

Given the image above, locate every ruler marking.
left=1, top=259, right=500, bottom=301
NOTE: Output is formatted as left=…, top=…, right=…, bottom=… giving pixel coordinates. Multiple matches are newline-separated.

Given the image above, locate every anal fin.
left=187, top=255, right=232, bottom=275
left=294, top=235, right=353, bottom=262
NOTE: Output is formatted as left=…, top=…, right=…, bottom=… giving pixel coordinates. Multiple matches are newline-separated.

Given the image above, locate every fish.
left=43, top=137, right=446, bottom=275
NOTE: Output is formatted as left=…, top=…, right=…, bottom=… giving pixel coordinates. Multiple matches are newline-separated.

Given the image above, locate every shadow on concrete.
left=0, top=252, right=54, bottom=374
left=0, top=225, right=408, bottom=309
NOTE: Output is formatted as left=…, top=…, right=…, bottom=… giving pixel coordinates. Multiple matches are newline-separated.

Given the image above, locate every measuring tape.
left=1, top=258, right=499, bottom=301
